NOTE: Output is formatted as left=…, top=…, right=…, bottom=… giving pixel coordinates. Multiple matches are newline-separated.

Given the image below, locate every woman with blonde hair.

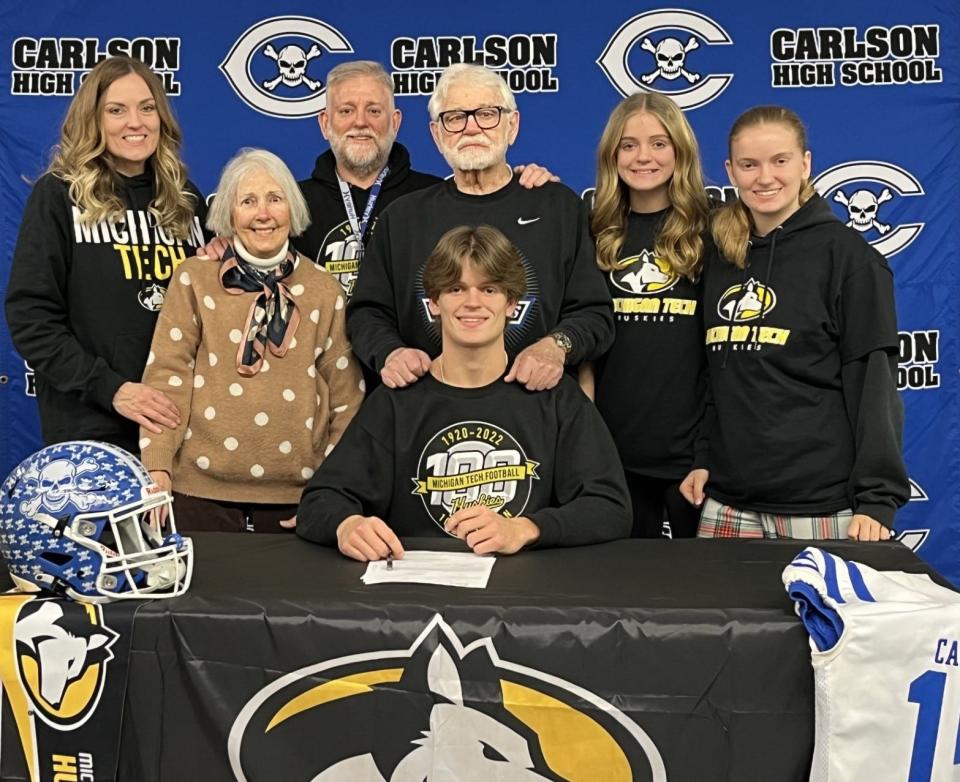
left=684, top=105, right=908, bottom=541
left=582, top=92, right=710, bottom=538
left=6, top=56, right=207, bottom=456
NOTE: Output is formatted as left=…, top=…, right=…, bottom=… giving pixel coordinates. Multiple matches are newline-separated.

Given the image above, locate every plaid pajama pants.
left=697, top=497, right=853, bottom=539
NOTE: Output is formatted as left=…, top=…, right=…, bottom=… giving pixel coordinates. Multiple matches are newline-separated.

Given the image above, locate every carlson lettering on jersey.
left=10, top=37, right=181, bottom=96
left=898, top=330, right=939, bottom=391
left=770, top=24, right=941, bottom=88
left=390, top=34, right=559, bottom=96
left=220, top=16, right=354, bottom=118
left=813, top=161, right=925, bottom=258
left=228, top=614, right=667, bottom=781
left=412, top=420, right=539, bottom=532
left=597, top=9, right=733, bottom=110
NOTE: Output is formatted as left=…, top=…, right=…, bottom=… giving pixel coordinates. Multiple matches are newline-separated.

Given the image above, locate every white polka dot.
left=305, top=417, right=314, bottom=430
left=290, top=337, right=298, bottom=349
left=208, top=352, right=218, bottom=367
left=224, top=437, right=238, bottom=451
left=310, top=309, right=320, bottom=323
left=204, top=406, right=216, bottom=420
left=290, top=284, right=305, bottom=296
left=168, top=375, right=183, bottom=387
left=184, top=427, right=193, bottom=440
left=324, top=443, right=335, bottom=457
left=192, top=314, right=198, bottom=326
left=194, top=375, right=205, bottom=388
left=250, top=464, right=264, bottom=477
left=179, top=271, right=191, bottom=285
left=229, top=383, right=243, bottom=396
left=359, top=378, right=366, bottom=392
left=335, top=295, right=344, bottom=310
left=306, top=365, right=316, bottom=378
left=324, top=337, right=333, bottom=350
left=229, top=329, right=243, bottom=344
left=261, top=360, right=270, bottom=373
left=336, top=356, right=349, bottom=370
left=255, top=412, right=269, bottom=426
left=146, top=351, right=155, bottom=366
left=315, top=394, right=321, bottom=406
left=301, top=467, right=315, bottom=480
left=203, top=295, right=216, bottom=310
left=169, top=327, right=183, bottom=342
left=196, top=456, right=210, bottom=470
left=139, top=437, right=151, bottom=449
left=278, top=440, right=292, bottom=454
left=314, top=346, right=323, bottom=358
left=333, top=404, right=348, bottom=414
left=283, top=388, right=296, bottom=401
left=187, top=358, right=195, bottom=370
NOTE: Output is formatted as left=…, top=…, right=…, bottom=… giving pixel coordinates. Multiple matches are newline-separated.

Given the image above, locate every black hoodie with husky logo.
left=700, top=194, right=908, bottom=526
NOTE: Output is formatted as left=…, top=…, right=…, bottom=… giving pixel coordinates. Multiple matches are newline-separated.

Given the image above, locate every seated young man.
left=297, top=225, right=631, bottom=561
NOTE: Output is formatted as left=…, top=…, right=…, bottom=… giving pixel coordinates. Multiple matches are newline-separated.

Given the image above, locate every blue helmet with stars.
left=0, top=441, right=193, bottom=601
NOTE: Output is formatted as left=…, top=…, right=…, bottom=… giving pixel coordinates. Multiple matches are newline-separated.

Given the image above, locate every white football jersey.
left=783, top=547, right=960, bottom=782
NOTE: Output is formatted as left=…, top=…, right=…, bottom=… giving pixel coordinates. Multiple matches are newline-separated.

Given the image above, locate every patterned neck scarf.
left=219, top=243, right=301, bottom=376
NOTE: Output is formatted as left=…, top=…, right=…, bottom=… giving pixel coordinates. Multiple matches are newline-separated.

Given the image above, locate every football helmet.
left=0, top=441, right=193, bottom=601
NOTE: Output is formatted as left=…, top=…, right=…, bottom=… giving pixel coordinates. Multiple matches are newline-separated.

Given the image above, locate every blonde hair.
left=591, top=93, right=709, bottom=279
left=206, top=148, right=311, bottom=238
left=711, top=105, right=817, bottom=268
left=48, top=56, right=198, bottom=239
left=423, top=225, right=526, bottom=304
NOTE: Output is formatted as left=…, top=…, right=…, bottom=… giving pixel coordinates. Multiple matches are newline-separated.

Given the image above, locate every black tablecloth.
left=99, top=535, right=939, bottom=781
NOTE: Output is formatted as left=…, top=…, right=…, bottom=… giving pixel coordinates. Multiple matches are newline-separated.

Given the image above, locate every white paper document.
left=361, top=550, right=496, bottom=589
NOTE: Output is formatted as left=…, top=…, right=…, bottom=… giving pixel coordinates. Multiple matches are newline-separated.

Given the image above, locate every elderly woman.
left=5, top=56, right=207, bottom=455
left=140, top=148, right=363, bottom=532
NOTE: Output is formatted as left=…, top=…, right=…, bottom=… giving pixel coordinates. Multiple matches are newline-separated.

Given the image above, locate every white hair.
left=427, top=64, right=517, bottom=120
left=206, top=148, right=310, bottom=238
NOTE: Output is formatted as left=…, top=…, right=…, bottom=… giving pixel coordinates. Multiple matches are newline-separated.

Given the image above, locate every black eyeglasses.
left=436, top=106, right=510, bottom=133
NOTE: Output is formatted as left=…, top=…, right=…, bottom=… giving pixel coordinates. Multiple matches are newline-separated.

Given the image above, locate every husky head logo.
left=597, top=10, right=733, bottom=110
left=612, top=251, right=679, bottom=295
left=813, top=161, right=924, bottom=258
left=220, top=16, right=354, bottom=118
left=138, top=283, right=166, bottom=312
left=717, top=278, right=776, bottom=323
left=229, top=614, right=666, bottom=780
left=13, top=600, right=118, bottom=728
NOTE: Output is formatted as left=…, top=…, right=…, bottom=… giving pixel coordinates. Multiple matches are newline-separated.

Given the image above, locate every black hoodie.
left=700, top=194, right=908, bottom=526
left=5, top=171, right=207, bottom=452
left=294, top=142, right=441, bottom=297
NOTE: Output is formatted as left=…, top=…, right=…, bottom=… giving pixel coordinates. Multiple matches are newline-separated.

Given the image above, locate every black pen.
left=386, top=553, right=394, bottom=570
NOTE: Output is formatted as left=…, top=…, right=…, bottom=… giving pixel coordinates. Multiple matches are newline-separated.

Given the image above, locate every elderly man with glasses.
left=347, top=63, right=614, bottom=392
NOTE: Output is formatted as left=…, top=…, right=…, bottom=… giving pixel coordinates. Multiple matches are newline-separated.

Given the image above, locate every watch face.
left=552, top=332, right=573, bottom=352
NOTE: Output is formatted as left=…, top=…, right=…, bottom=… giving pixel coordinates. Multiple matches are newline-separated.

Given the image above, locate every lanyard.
left=336, top=165, right=389, bottom=246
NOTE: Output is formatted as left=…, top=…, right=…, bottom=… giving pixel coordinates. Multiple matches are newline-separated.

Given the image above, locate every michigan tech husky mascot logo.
left=228, top=614, right=666, bottom=780
left=611, top=251, right=679, bottom=295
left=716, top=278, right=776, bottom=322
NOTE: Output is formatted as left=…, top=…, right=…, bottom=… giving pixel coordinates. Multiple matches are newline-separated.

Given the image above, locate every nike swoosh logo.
left=517, top=217, right=540, bottom=225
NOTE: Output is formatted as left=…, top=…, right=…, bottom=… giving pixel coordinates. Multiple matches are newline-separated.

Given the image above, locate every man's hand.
left=279, top=515, right=297, bottom=530
left=847, top=513, right=891, bottom=542
left=336, top=515, right=405, bottom=561
left=445, top=506, right=540, bottom=555
left=196, top=236, right=229, bottom=261
left=381, top=347, right=431, bottom=389
left=147, top=470, right=171, bottom=527
left=504, top=337, right=565, bottom=391
left=514, top=164, right=560, bottom=189
left=113, top=382, right=181, bottom=434
left=679, top=469, right=709, bottom=507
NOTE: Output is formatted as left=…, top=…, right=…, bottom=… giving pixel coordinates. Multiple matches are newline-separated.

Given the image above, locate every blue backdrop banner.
left=1, top=2, right=957, bottom=579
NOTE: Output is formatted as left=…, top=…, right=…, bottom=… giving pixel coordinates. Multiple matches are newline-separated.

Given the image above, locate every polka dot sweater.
left=139, top=254, right=364, bottom=504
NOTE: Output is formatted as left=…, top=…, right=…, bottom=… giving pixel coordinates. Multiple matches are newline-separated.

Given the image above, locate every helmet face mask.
left=1, top=442, right=193, bottom=602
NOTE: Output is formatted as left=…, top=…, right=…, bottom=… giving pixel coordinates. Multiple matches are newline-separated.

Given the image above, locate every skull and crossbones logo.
left=833, top=188, right=894, bottom=234
left=640, top=36, right=701, bottom=85
left=19, top=458, right=102, bottom=517
left=262, top=43, right=323, bottom=92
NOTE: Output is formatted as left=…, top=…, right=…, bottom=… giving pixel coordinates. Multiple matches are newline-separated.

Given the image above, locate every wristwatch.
left=549, top=331, right=573, bottom=358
